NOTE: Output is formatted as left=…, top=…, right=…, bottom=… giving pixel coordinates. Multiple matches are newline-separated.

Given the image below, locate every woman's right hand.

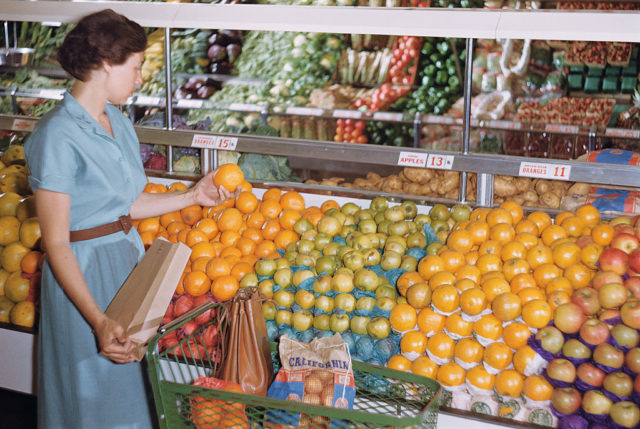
left=93, top=316, right=135, bottom=364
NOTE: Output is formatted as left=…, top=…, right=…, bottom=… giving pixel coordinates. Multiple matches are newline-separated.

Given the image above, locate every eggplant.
left=226, top=43, right=242, bottom=64
left=197, top=85, right=216, bottom=99
left=210, top=61, right=232, bottom=75
left=183, top=77, right=204, bottom=90
left=219, top=30, right=243, bottom=42
left=207, top=32, right=234, bottom=47
left=207, top=44, right=227, bottom=61
left=204, top=78, right=223, bottom=90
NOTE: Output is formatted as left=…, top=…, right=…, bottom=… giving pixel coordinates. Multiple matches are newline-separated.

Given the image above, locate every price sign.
left=545, top=124, right=579, bottom=134
left=333, top=109, right=362, bottom=119
left=11, top=119, right=36, bottom=132
left=519, top=162, right=572, bottom=181
left=492, top=120, right=522, bottom=130
left=424, top=115, right=455, bottom=125
left=373, top=112, right=403, bottom=122
left=191, top=134, right=238, bottom=151
left=136, top=96, right=163, bottom=106
left=39, top=89, right=64, bottom=100
left=176, top=99, right=203, bottom=109
left=605, top=128, right=640, bottom=139
left=397, top=151, right=428, bottom=168
left=229, top=103, right=259, bottom=113
left=427, top=154, right=454, bottom=170
left=286, top=106, right=324, bottom=117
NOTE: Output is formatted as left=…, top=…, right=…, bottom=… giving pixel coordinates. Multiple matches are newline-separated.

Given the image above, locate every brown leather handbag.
left=221, top=287, right=273, bottom=396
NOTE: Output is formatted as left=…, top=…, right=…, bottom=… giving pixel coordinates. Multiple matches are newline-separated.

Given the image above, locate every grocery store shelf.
left=2, top=1, right=640, bottom=42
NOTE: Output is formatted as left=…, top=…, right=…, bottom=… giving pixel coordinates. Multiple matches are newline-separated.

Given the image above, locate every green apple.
left=355, top=209, right=375, bottom=224
left=402, top=201, right=418, bottom=220
left=384, top=206, right=406, bottom=222
left=353, top=232, right=374, bottom=250
left=273, top=289, right=295, bottom=309
left=341, top=202, right=360, bottom=216
left=356, top=296, right=376, bottom=313
left=406, top=231, right=427, bottom=249
left=351, top=315, right=370, bottom=335
left=365, top=233, right=380, bottom=249
left=336, top=245, right=354, bottom=260
left=293, top=270, right=315, bottom=287
left=334, top=293, right=356, bottom=312
left=335, top=267, right=354, bottom=278
left=407, top=221, right=417, bottom=234
left=359, top=219, right=377, bottom=234
left=292, top=310, right=314, bottom=331
left=332, top=272, right=354, bottom=293
left=340, top=224, right=357, bottom=239
left=396, top=296, right=408, bottom=305
left=451, top=204, right=472, bottom=223
left=377, top=220, right=391, bottom=235
left=293, top=218, right=314, bottom=235
left=429, top=204, right=450, bottom=221
left=400, top=255, right=418, bottom=272
left=380, top=250, right=402, bottom=271
left=283, top=251, right=297, bottom=264
left=262, top=301, right=277, bottom=320
left=374, top=212, right=386, bottom=225
left=315, top=295, right=334, bottom=314
left=343, top=250, right=365, bottom=272
left=258, top=279, right=275, bottom=299
left=297, top=239, right=315, bottom=254
left=314, top=314, right=331, bottom=331
left=317, top=216, right=341, bottom=236
left=355, top=268, right=379, bottom=292
left=388, top=221, right=409, bottom=237
left=322, top=242, right=341, bottom=257
left=255, top=259, right=277, bottom=277
left=376, top=286, right=397, bottom=300
left=275, top=258, right=290, bottom=270
left=294, top=289, right=315, bottom=310
left=275, top=309, right=293, bottom=325
left=285, top=242, right=298, bottom=254
left=375, top=233, right=387, bottom=248
left=430, top=219, right=449, bottom=233
left=367, top=317, right=391, bottom=339
left=426, top=242, right=444, bottom=255
left=301, top=228, right=317, bottom=241
left=345, top=231, right=361, bottom=248
left=313, top=275, right=332, bottom=294
left=315, top=256, right=337, bottom=276
left=329, top=313, right=350, bottom=333
left=240, top=273, right=258, bottom=288
left=313, top=233, right=332, bottom=251
left=295, top=253, right=315, bottom=268
left=414, top=214, right=431, bottom=228
left=363, top=248, right=381, bottom=267
left=376, top=296, right=396, bottom=311
left=370, top=197, right=389, bottom=212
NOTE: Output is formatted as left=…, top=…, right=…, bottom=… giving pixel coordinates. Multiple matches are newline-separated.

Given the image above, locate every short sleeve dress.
left=25, top=92, right=154, bottom=429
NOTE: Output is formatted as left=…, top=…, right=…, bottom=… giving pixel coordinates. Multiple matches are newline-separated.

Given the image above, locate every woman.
left=25, top=9, right=234, bottom=428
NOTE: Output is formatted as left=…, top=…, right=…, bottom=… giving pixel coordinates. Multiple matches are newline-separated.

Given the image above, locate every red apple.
left=611, top=323, right=640, bottom=348
left=572, top=287, right=601, bottom=316
left=576, top=235, right=594, bottom=248
left=546, top=358, right=577, bottom=384
left=598, top=282, right=629, bottom=309
left=635, top=374, right=640, bottom=393
left=582, top=390, right=613, bottom=415
left=621, top=300, right=640, bottom=329
left=610, top=402, right=640, bottom=429
left=593, top=343, right=624, bottom=370
left=599, top=308, right=621, bottom=328
left=535, top=326, right=565, bottom=354
left=615, top=224, right=636, bottom=236
left=576, top=362, right=606, bottom=388
left=562, top=338, right=592, bottom=360
left=551, top=387, right=582, bottom=415
left=604, top=372, right=634, bottom=398
left=592, top=270, right=623, bottom=290
left=624, top=276, right=640, bottom=298
left=579, top=319, right=610, bottom=346
left=554, top=303, right=587, bottom=334
left=626, top=347, right=640, bottom=374
left=628, top=249, right=640, bottom=274
left=599, top=248, right=629, bottom=275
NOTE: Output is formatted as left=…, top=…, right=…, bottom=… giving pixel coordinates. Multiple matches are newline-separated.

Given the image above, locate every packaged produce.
left=267, top=334, right=355, bottom=427
left=474, top=91, right=512, bottom=121
left=500, top=39, right=532, bottom=77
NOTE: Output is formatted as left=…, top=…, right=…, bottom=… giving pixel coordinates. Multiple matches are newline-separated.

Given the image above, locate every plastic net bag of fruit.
left=266, top=333, right=355, bottom=428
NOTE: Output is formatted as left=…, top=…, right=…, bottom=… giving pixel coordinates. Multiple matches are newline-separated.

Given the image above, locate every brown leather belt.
left=69, top=215, right=133, bottom=242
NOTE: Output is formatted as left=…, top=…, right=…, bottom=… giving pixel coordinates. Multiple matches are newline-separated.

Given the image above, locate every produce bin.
left=147, top=301, right=443, bottom=429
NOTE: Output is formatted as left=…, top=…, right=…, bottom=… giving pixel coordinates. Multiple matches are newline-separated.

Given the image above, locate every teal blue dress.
left=25, top=92, right=154, bottom=429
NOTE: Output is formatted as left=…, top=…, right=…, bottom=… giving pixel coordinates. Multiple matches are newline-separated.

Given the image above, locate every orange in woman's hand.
left=213, top=164, right=244, bottom=192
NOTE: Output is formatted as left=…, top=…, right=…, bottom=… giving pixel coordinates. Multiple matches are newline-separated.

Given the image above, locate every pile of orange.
left=388, top=200, right=605, bottom=402
left=135, top=173, right=316, bottom=303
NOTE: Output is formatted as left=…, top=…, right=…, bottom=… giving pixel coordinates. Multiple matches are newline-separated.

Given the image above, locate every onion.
left=303, top=394, right=321, bottom=405
left=304, top=375, right=323, bottom=395
left=321, top=388, right=334, bottom=407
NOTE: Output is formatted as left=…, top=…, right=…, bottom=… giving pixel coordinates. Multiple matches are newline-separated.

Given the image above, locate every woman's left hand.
left=191, top=170, right=238, bottom=207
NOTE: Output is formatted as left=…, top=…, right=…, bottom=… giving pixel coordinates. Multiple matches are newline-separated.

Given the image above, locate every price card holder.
left=492, top=120, right=522, bottom=130
left=136, top=96, right=163, bottom=107
left=373, top=112, right=403, bottom=122
left=426, top=154, right=454, bottom=170
left=11, top=119, right=36, bottom=132
left=397, top=151, right=428, bottom=168
left=333, top=109, right=362, bottom=119
left=229, top=103, right=260, bottom=113
left=519, top=161, right=571, bottom=181
left=176, top=99, right=203, bottom=109
left=545, top=124, right=579, bottom=134
left=605, top=128, right=640, bottom=139
left=38, top=89, right=64, bottom=100
left=286, top=106, right=324, bottom=117
left=191, top=134, right=238, bottom=151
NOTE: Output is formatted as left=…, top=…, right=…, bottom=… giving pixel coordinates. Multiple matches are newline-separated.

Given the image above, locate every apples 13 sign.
left=397, top=152, right=427, bottom=168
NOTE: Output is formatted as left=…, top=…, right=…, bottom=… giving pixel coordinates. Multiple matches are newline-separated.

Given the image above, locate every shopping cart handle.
left=158, top=301, right=219, bottom=334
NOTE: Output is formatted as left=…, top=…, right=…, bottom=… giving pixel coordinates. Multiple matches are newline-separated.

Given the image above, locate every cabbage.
left=266, top=320, right=279, bottom=342
left=173, top=155, right=200, bottom=174
left=355, top=336, right=375, bottom=361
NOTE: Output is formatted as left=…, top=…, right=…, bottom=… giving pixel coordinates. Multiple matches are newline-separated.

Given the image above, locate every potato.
left=494, top=176, right=517, bottom=197
left=440, top=171, right=459, bottom=194
left=512, top=194, right=526, bottom=206
left=567, top=182, right=591, bottom=195
left=514, top=177, right=531, bottom=193
left=382, top=175, right=403, bottom=193
left=494, top=196, right=505, bottom=204
left=403, top=167, right=434, bottom=184
left=534, top=180, right=550, bottom=195
left=398, top=170, right=408, bottom=183
left=305, top=179, right=319, bottom=185
left=540, top=192, right=561, bottom=209
left=429, top=179, right=441, bottom=194
left=404, top=182, right=422, bottom=195
left=522, top=190, right=538, bottom=203
left=366, top=172, right=382, bottom=184
left=445, top=189, right=458, bottom=199
left=418, top=184, right=432, bottom=196
left=320, top=179, right=339, bottom=186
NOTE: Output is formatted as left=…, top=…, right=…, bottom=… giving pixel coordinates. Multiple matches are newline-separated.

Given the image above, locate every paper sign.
left=605, top=128, right=640, bottom=139
left=39, top=89, right=64, bottom=100
left=333, top=109, right=362, bottom=119
left=373, top=112, right=403, bottom=122
left=176, top=99, right=203, bottom=109
left=519, top=162, right=572, bottom=181
left=545, top=124, right=579, bottom=134
left=427, top=154, right=454, bottom=170
left=424, top=115, right=455, bottom=125
left=191, top=134, right=238, bottom=151
left=229, top=103, right=260, bottom=112
left=286, top=106, right=324, bottom=117
left=492, top=120, right=522, bottom=130
left=397, top=151, right=428, bottom=168
left=136, top=95, right=163, bottom=106
left=11, top=119, right=36, bottom=132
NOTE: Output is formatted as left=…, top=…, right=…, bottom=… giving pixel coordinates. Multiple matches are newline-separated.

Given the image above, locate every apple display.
left=354, top=268, right=379, bottom=292
left=535, top=326, right=565, bottom=354
left=593, top=343, right=625, bottom=370
left=315, top=295, right=334, bottom=314
left=350, top=315, right=370, bottom=336
left=621, top=300, right=640, bottom=329
left=294, top=289, right=315, bottom=310
left=611, top=323, right=640, bottom=349
left=581, top=390, right=613, bottom=415
left=329, top=313, right=350, bottom=333
left=355, top=296, right=376, bottom=313
left=334, top=293, right=356, bottom=313
left=273, top=289, right=295, bottom=309
left=598, top=282, right=629, bottom=309
left=624, top=276, right=640, bottom=298
left=551, top=387, right=582, bottom=415
left=599, top=308, right=621, bottom=328
left=367, top=317, right=391, bottom=339
left=546, top=358, right=577, bottom=384
left=275, top=309, right=293, bottom=326
left=579, top=319, right=610, bottom=346
left=611, top=232, right=640, bottom=254
left=332, top=272, right=355, bottom=293
left=572, top=287, right=601, bottom=316
left=603, top=372, right=634, bottom=398
left=562, top=339, right=592, bottom=360
left=554, top=303, right=587, bottom=334
left=599, top=247, right=629, bottom=275
left=576, top=362, right=606, bottom=388
left=592, top=271, right=623, bottom=291
left=313, top=314, right=330, bottom=331
left=292, top=310, right=314, bottom=332
left=313, top=275, right=332, bottom=295
left=610, top=402, right=640, bottom=429
left=626, top=348, right=640, bottom=374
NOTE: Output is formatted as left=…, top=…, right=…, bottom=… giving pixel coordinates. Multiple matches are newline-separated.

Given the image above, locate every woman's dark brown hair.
left=57, top=9, right=147, bottom=81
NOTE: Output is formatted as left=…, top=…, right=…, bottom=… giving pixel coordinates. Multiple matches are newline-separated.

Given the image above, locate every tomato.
left=354, top=120, right=366, bottom=130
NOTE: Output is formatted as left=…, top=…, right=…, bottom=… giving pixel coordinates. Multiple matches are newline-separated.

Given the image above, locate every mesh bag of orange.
left=266, top=333, right=355, bottom=428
